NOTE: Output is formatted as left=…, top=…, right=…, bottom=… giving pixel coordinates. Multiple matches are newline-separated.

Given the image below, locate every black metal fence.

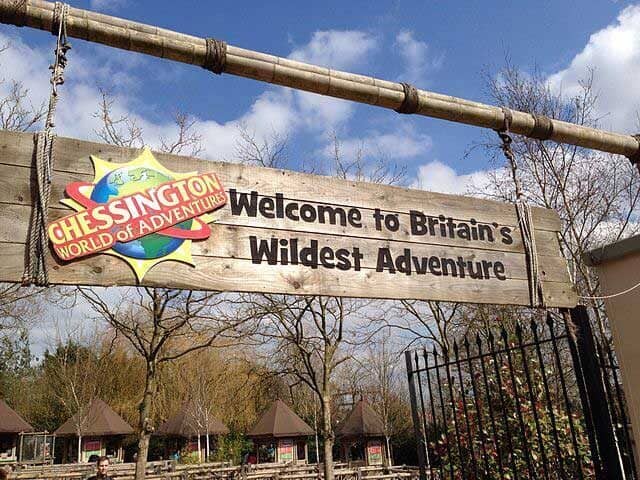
left=405, top=306, right=636, bottom=480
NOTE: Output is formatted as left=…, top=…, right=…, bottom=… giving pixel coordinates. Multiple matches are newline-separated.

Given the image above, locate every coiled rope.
left=496, top=107, right=545, bottom=308
left=22, top=2, right=70, bottom=286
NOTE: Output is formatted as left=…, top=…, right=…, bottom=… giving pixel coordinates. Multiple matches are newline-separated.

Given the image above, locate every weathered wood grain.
left=0, top=166, right=564, bottom=257
left=0, top=205, right=571, bottom=283
left=0, top=129, right=577, bottom=306
left=0, top=130, right=562, bottom=230
left=0, top=243, right=575, bottom=306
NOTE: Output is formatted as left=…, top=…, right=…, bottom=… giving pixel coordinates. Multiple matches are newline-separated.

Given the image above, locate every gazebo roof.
left=156, top=406, right=229, bottom=437
left=248, top=400, right=313, bottom=438
left=0, top=399, right=34, bottom=433
left=336, top=400, right=385, bottom=438
left=55, top=399, right=134, bottom=437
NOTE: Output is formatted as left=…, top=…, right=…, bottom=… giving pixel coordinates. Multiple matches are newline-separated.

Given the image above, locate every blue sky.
left=2, top=0, right=640, bottom=196
left=2, top=0, right=640, bottom=354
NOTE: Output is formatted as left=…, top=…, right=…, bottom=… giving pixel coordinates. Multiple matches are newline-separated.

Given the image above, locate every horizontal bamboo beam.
left=1, top=0, right=639, bottom=160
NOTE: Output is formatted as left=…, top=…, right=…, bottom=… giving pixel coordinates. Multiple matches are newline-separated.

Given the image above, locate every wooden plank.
left=0, top=210, right=572, bottom=283
left=0, top=243, right=575, bottom=306
left=0, top=129, right=577, bottom=306
left=0, top=187, right=564, bottom=257
left=0, top=130, right=562, bottom=230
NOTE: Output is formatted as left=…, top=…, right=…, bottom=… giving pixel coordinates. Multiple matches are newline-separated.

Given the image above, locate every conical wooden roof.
left=248, top=400, right=313, bottom=438
left=55, top=399, right=134, bottom=437
left=156, top=405, right=229, bottom=437
left=337, top=400, right=385, bottom=438
left=0, top=399, right=34, bottom=433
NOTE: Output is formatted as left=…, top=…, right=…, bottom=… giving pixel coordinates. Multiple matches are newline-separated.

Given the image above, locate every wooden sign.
left=0, top=129, right=577, bottom=307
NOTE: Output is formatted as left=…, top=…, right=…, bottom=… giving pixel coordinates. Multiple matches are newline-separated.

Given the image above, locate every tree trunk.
left=77, top=435, right=82, bottom=463
left=135, top=363, right=157, bottom=480
left=385, top=436, right=392, bottom=466
left=321, top=395, right=334, bottom=480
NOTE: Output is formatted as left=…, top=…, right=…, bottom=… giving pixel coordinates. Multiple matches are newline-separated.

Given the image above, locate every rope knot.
left=395, top=82, right=420, bottom=114
left=203, top=38, right=227, bottom=74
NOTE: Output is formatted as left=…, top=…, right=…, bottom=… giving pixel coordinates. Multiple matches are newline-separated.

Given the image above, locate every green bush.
left=212, top=433, right=253, bottom=464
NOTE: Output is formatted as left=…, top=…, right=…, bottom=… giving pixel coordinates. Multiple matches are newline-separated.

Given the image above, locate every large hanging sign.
left=0, top=129, right=577, bottom=307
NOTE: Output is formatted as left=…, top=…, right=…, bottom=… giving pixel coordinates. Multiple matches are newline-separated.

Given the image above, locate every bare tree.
left=78, top=287, right=248, bottom=479
left=361, top=334, right=408, bottom=466
left=41, top=321, right=114, bottom=462
left=481, top=63, right=640, bottom=339
left=0, top=43, right=47, bottom=333
left=0, top=43, right=46, bottom=132
left=249, top=294, right=368, bottom=478
left=83, top=94, right=252, bottom=479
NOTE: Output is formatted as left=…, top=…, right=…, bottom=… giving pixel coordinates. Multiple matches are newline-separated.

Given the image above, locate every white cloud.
left=547, top=5, right=640, bottom=132
left=289, top=31, right=379, bottom=131
left=412, top=160, right=495, bottom=195
left=324, top=124, right=432, bottom=162
left=395, top=30, right=442, bottom=86
left=289, top=30, right=377, bottom=70
left=89, top=0, right=128, bottom=13
left=0, top=28, right=379, bottom=161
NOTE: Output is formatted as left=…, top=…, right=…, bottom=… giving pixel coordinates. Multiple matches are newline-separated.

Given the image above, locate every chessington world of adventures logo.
left=47, top=148, right=227, bottom=280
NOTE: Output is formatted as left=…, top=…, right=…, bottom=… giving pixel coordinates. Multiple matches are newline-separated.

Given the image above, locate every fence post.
left=565, top=306, right=625, bottom=479
left=405, top=351, right=427, bottom=480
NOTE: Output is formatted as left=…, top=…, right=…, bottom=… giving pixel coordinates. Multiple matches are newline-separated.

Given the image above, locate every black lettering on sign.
left=230, top=190, right=363, bottom=228
left=375, top=247, right=508, bottom=281
left=249, top=236, right=362, bottom=271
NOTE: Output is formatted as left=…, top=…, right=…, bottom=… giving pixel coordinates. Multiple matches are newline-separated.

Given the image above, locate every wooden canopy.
left=54, top=399, right=134, bottom=437
left=0, top=399, right=34, bottom=433
left=337, top=401, right=385, bottom=438
left=248, top=400, right=313, bottom=439
left=156, top=406, right=229, bottom=437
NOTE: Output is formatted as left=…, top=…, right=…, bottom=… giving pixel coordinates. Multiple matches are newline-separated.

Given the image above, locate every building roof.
left=336, top=400, right=385, bottom=438
left=54, top=399, right=134, bottom=437
left=0, top=399, right=34, bottom=433
left=584, top=234, right=640, bottom=266
left=156, top=406, right=229, bottom=437
left=247, top=400, right=313, bottom=438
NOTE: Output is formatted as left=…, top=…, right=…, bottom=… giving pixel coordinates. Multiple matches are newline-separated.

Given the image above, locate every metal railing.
left=405, top=308, right=636, bottom=479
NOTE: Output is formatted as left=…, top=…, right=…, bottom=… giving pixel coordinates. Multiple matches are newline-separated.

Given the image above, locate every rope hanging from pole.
left=496, top=107, right=545, bottom=308
left=22, top=1, right=70, bottom=287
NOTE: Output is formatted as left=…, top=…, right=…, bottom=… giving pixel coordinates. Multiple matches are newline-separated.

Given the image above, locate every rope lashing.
left=529, top=114, right=554, bottom=141
left=628, top=134, right=640, bottom=175
left=2, top=0, right=27, bottom=26
left=395, top=82, right=420, bottom=114
left=496, top=107, right=545, bottom=308
left=202, top=38, right=227, bottom=74
left=22, top=1, right=70, bottom=287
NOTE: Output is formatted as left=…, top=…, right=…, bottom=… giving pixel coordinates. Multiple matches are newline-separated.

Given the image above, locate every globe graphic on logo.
left=90, top=166, right=193, bottom=259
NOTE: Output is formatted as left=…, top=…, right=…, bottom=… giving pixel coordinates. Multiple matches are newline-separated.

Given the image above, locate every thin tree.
left=480, top=63, right=640, bottom=338
left=78, top=287, right=247, bottom=479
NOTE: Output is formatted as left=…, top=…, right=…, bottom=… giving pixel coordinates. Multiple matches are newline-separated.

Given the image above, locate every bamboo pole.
left=0, top=0, right=639, bottom=159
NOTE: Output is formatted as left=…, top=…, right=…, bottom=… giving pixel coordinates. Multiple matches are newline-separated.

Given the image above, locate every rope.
left=395, top=82, right=420, bottom=114
left=496, top=107, right=545, bottom=308
left=529, top=114, right=554, bottom=141
left=202, top=38, right=227, bottom=74
left=22, top=2, right=70, bottom=287
left=1, top=0, right=28, bottom=27
left=579, top=280, right=640, bottom=301
left=628, top=134, right=640, bottom=175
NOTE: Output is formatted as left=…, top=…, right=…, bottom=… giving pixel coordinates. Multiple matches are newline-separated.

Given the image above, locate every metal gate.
left=405, top=306, right=636, bottom=479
